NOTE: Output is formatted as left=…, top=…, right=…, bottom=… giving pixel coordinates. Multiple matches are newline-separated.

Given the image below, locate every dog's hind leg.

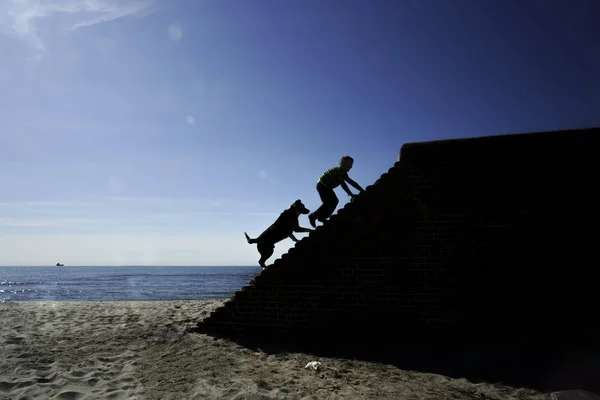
left=256, top=243, right=275, bottom=269
left=244, top=232, right=258, bottom=244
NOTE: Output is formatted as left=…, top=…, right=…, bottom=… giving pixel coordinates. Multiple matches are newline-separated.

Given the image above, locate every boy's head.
left=339, top=155, right=354, bottom=171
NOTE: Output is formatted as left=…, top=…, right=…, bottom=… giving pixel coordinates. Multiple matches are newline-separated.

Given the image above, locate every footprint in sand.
left=49, top=378, right=69, bottom=389
left=0, top=381, right=17, bottom=392
left=230, top=394, right=266, bottom=400
left=255, top=379, right=272, bottom=390
left=35, top=362, right=54, bottom=370
left=5, top=335, right=24, bottom=344
left=85, top=378, right=99, bottom=387
left=98, top=355, right=121, bottom=363
left=54, top=390, right=85, bottom=400
left=119, top=376, right=135, bottom=384
left=105, top=389, right=132, bottom=399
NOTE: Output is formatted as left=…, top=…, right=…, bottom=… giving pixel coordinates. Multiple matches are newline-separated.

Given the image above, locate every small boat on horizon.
left=56, top=263, right=64, bottom=267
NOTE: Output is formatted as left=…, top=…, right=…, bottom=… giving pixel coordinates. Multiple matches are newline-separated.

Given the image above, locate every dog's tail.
left=244, top=232, right=257, bottom=244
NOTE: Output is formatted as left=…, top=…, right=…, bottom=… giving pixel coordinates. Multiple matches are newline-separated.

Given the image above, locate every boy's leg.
left=311, top=182, right=338, bottom=223
left=319, top=189, right=339, bottom=221
left=308, top=182, right=323, bottom=227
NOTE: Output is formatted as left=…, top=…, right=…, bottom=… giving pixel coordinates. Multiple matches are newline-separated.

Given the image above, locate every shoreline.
left=1, top=299, right=229, bottom=303
left=1, top=300, right=550, bottom=399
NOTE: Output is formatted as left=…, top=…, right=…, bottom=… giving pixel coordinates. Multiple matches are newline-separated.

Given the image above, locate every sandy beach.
left=0, top=300, right=550, bottom=400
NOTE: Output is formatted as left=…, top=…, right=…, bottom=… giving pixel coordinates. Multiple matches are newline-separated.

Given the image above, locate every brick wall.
left=193, top=127, right=600, bottom=344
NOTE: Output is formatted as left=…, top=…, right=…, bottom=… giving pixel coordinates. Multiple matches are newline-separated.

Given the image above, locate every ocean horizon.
left=0, top=265, right=261, bottom=303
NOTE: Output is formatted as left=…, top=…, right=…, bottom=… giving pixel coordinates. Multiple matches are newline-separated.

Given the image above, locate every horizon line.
left=0, top=265, right=260, bottom=268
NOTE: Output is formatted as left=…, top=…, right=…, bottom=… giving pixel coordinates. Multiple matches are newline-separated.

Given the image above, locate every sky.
left=1, top=0, right=598, bottom=266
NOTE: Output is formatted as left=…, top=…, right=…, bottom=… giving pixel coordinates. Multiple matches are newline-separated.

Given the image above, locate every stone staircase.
left=192, top=127, right=600, bottom=344
left=193, top=159, right=412, bottom=336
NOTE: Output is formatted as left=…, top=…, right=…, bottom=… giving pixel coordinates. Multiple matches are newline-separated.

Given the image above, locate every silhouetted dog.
left=245, top=200, right=313, bottom=269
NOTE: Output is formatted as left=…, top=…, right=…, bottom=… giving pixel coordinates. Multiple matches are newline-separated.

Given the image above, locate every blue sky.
left=1, top=0, right=598, bottom=266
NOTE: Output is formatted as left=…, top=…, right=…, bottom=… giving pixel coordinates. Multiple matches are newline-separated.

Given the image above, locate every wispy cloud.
left=258, top=169, right=277, bottom=185
left=108, top=176, right=125, bottom=192
left=0, top=196, right=277, bottom=231
left=1, top=0, right=155, bottom=57
left=0, top=197, right=254, bottom=211
left=167, top=22, right=183, bottom=41
left=0, top=217, right=96, bottom=228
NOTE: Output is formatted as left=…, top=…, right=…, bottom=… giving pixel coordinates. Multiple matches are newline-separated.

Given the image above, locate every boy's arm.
left=345, top=176, right=365, bottom=192
left=340, top=181, right=354, bottom=196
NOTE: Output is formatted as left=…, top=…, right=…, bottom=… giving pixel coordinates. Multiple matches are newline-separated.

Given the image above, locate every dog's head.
left=290, top=199, right=310, bottom=215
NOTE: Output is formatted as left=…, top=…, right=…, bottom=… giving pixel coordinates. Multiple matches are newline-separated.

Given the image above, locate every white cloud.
left=0, top=199, right=97, bottom=208
left=0, top=0, right=155, bottom=57
left=258, top=170, right=277, bottom=185
left=108, top=176, right=125, bottom=192
left=0, top=197, right=247, bottom=211
left=0, top=217, right=96, bottom=227
left=100, top=196, right=258, bottom=210
left=167, top=22, right=182, bottom=41
left=0, top=197, right=278, bottom=232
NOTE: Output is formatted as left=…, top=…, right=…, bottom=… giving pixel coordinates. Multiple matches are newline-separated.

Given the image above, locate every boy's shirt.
left=319, top=165, right=349, bottom=189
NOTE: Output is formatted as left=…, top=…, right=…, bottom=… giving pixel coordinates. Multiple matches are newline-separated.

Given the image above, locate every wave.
left=0, top=281, right=43, bottom=286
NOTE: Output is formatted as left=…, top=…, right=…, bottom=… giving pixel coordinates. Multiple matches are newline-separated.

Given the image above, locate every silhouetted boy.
left=308, top=155, right=364, bottom=227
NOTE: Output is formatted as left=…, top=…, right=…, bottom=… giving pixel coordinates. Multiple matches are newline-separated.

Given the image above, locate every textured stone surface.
left=193, top=127, right=600, bottom=345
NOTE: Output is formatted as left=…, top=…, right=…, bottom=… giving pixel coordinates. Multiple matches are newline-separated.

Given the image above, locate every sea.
left=0, top=266, right=262, bottom=303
